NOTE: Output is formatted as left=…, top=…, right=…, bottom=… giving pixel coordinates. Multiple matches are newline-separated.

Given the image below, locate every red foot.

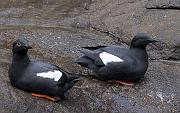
left=31, top=93, right=57, bottom=101
left=115, top=80, right=134, bottom=86
left=108, top=80, right=134, bottom=86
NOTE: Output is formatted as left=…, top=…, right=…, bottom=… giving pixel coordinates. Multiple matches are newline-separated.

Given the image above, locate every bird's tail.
left=74, top=56, right=90, bottom=67
left=63, top=76, right=81, bottom=93
left=74, top=56, right=98, bottom=70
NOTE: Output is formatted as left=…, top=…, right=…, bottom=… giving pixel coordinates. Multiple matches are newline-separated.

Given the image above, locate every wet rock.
left=171, top=49, right=180, bottom=60
left=0, top=0, right=180, bottom=113
left=167, top=45, right=180, bottom=60
left=146, top=0, right=180, bottom=9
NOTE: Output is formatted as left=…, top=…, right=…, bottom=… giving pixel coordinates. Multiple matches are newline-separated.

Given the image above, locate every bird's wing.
left=81, top=46, right=108, bottom=51
left=80, top=49, right=105, bottom=66
left=80, top=45, right=131, bottom=67
left=24, top=61, right=68, bottom=86
left=101, top=46, right=127, bottom=55
left=75, top=56, right=99, bottom=70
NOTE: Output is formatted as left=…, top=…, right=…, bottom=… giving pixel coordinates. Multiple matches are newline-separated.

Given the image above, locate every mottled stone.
left=0, top=0, right=179, bottom=113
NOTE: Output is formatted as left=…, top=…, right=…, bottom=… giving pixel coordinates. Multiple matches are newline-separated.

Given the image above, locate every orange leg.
left=31, top=93, right=57, bottom=102
left=107, top=80, right=134, bottom=86
left=115, top=80, right=134, bottom=86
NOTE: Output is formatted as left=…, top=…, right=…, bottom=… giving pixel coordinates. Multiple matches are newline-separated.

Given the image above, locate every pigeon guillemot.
left=9, top=39, right=80, bottom=101
left=75, top=33, right=158, bottom=86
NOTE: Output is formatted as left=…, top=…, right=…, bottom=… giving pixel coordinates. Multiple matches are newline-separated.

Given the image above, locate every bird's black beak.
left=148, top=39, right=158, bottom=43
left=24, top=40, right=33, bottom=49
left=26, top=46, right=32, bottom=49
left=25, top=44, right=32, bottom=49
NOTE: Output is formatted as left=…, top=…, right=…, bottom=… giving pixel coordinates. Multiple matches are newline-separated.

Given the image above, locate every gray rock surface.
left=146, top=0, right=180, bottom=9
left=0, top=0, right=179, bottom=113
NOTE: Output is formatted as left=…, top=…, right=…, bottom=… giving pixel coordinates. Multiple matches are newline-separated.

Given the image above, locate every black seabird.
left=75, top=33, right=157, bottom=86
left=9, top=39, right=80, bottom=101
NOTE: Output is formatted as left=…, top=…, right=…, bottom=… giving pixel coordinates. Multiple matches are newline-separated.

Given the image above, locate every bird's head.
left=130, top=33, right=158, bottom=49
left=12, top=38, right=32, bottom=54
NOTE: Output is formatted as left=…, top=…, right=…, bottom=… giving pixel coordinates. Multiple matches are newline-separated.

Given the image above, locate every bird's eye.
left=16, top=42, right=21, bottom=46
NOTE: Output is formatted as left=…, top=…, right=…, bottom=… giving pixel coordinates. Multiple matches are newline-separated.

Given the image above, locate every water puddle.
left=0, top=0, right=92, bottom=29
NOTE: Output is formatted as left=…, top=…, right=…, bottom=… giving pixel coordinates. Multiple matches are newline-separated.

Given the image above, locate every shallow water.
left=0, top=0, right=91, bottom=30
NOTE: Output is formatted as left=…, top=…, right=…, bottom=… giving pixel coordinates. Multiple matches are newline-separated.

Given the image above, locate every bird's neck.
left=12, top=53, right=30, bottom=66
left=9, top=53, right=30, bottom=83
left=130, top=47, right=148, bottom=61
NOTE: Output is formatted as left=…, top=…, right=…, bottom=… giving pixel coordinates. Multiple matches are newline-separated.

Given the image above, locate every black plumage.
left=9, top=39, right=80, bottom=101
left=75, top=33, right=157, bottom=81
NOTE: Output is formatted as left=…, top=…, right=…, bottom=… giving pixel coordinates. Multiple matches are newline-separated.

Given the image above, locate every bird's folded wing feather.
left=80, top=49, right=105, bottom=66
left=81, top=46, right=107, bottom=50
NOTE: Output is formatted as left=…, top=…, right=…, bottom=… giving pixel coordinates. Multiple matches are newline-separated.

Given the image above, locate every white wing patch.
left=36, top=70, right=62, bottom=81
left=99, top=52, right=123, bottom=65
